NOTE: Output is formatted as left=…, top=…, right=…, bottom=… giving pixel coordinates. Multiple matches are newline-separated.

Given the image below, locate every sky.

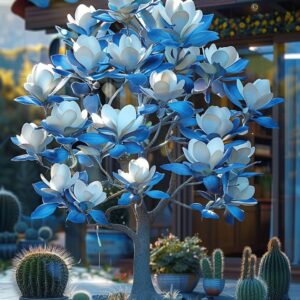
left=0, top=0, right=55, bottom=49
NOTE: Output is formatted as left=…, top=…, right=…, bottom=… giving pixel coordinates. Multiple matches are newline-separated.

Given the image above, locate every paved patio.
left=1, top=269, right=300, bottom=299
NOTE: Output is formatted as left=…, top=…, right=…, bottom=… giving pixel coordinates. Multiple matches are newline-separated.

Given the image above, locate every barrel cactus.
left=71, top=291, right=92, bottom=300
left=0, top=188, right=21, bottom=232
left=236, top=248, right=267, bottom=300
left=258, top=237, right=291, bottom=300
left=14, top=247, right=72, bottom=299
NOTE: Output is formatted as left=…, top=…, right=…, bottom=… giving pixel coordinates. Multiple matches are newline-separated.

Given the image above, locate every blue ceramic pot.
left=203, top=278, right=225, bottom=296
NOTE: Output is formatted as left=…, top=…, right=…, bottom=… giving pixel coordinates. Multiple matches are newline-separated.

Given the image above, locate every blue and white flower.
left=237, top=79, right=273, bottom=111
left=196, top=106, right=233, bottom=138
left=227, top=177, right=255, bottom=202
left=227, top=141, right=255, bottom=165
left=153, top=0, right=203, bottom=39
left=183, top=138, right=224, bottom=170
left=41, top=163, right=79, bottom=194
left=24, top=63, right=60, bottom=102
left=67, top=4, right=98, bottom=34
left=107, top=34, right=151, bottom=72
left=142, top=70, right=185, bottom=102
left=73, top=179, right=107, bottom=208
left=43, top=101, right=88, bottom=136
left=73, top=35, right=107, bottom=71
left=204, top=44, right=239, bottom=70
left=108, top=0, right=139, bottom=13
left=165, top=47, right=200, bottom=74
left=12, top=123, right=53, bottom=155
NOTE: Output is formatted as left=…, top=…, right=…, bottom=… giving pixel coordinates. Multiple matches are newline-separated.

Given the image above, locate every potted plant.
left=11, top=0, right=283, bottom=298
left=151, top=234, right=206, bottom=293
left=14, top=246, right=72, bottom=300
left=201, top=249, right=225, bottom=297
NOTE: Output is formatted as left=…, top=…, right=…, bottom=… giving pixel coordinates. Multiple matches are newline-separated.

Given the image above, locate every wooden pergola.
left=12, top=0, right=300, bottom=33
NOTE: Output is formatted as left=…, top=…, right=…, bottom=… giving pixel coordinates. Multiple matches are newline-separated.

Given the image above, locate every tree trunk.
left=129, top=205, right=162, bottom=300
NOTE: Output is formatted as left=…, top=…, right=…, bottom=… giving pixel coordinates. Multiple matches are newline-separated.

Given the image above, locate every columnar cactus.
left=0, top=188, right=21, bottom=232
left=258, top=237, right=291, bottom=300
left=236, top=249, right=267, bottom=300
left=201, top=257, right=213, bottom=279
left=213, top=248, right=224, bottom=279
left=14, top=247, right=72, bottom=298
left=201, top=249, right=224, bottom=279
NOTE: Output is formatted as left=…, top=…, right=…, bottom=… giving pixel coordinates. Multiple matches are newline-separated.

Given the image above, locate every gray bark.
left=129, top=204, right=162, bottom=300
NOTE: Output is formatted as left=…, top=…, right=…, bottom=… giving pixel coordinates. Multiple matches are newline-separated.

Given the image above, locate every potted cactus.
left=14, top=246, right=72, bottom=300
left=201, top=249, right=225, bottom=297
left=258, top=237, right=291, bottom=300
left=151, top=234, right=206, bottom=293
left=236, top=247, right=267, bottom=300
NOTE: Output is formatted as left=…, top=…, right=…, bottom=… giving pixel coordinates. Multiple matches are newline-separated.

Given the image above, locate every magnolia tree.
left=12, top=0, right=283, bottom=299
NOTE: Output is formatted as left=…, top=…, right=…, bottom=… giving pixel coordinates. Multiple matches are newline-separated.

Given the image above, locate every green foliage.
left=213, top=248, right=224, bottom=279
left=25, top=228, right=38, bottom=240
left=0, top=188, right=21, bottom=232
left=72, top=291, right=92, bottom=300
left=14, top=221, right=28, bottom=234
left=236, top=251, right=267, bottom=300
left=201, top=257, right=213, bottom=279
left=14, top=247, right=72, bottom=298
left=163, top=288, right=182, bottom=299
left=258, top=237, right=291, bottom=300
left=150, top=234, right=206, bottom=274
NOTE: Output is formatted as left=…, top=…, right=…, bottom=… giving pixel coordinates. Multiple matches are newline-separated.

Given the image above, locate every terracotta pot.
left=152, top=273, right=200, bottom=293
left=203, top=278, right=225, bottom=296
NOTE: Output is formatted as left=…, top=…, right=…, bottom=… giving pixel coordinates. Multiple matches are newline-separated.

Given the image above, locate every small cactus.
left=236, top=249, right=267, bottom=300
left=14, top=246, right=72, bottom=298
left=201, top=257, right=213, bottom=279
left=0, top=188, right=21, bottom=232
left=258, top=237, right=291, bottom=300
left=38, top=226, right=53, bottom=242
left=72, top=291, right=92, bottom=300
left=213, top=248, right=224, bottom=279
left=201, top=248, right=224, bottom=279
left=14, top=221, right=28, bottom=234
left=25, top=228, right=38, bottom=240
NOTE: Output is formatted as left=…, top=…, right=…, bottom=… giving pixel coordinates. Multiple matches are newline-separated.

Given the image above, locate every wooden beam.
left=25, top=0, right=107, bottom=31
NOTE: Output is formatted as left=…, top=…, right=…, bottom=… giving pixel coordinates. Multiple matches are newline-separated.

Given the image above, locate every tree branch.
left=100, top=223, right=136, bottom=240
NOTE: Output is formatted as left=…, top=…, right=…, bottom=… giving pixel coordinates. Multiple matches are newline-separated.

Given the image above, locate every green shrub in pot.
left=150, top=234, right=206, bottom=293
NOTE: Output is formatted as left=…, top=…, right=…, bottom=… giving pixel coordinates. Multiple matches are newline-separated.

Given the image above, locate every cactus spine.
left=213, top=248, right=224, bottom=279
left=0, top=188, right=21, bottom=232
left=14, top=247, right=72, bottom=298
left=236, top=248, right=267, bottom=300
left=258, top=237, right=291, bottom=300
left=201, top=248, right=224, bottom=279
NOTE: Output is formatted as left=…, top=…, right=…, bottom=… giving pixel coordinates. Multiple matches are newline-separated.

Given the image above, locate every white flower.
left=24, top=63, right=60, bottom=101
left=107, top=34, right=151, bottom=72
left=92, top=104, right=144, bottom=139
left=15, top=123, right=52, bottom=154
left=153, top=0, right=203, bottom=38
left=228, top=177, right=255, bottom=201
left=237, top=79, right=273, bottom=111
left=45, top=101, right=88, bottom=135
left=165, top=47, right=200, bottom=73
left=228, top=141, right=255, bottom=165
left=204, top=44, right=239, bottom=69
left=144, top=70, right=185, bottom=101
left=196, top=106, right=233, bottom=137
left=67, top=4, right=98, bottom=33
left=108, top=0, right=138, bottom=13
left=73, top=180, right=106, bottom=207
left=183, top=138, right=224, bottom=169
left=73, top=35, right=106, bottom=71
left=118, top=157, right=156, bottom=185
left=41, top=163, right=79, bottom=193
